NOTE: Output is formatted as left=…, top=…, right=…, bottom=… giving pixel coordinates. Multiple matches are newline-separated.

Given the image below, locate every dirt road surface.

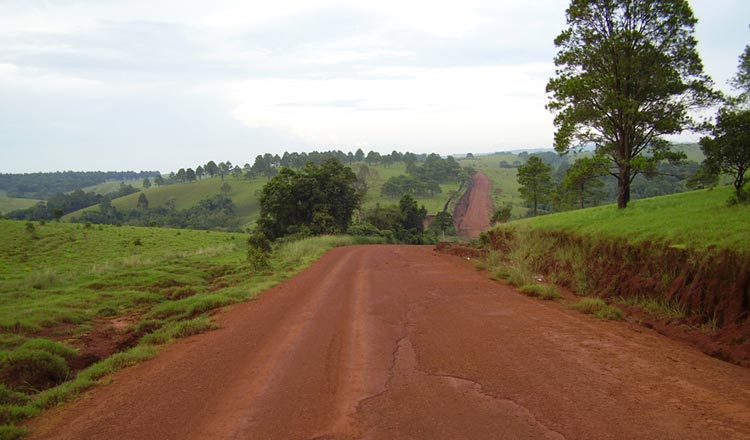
left=27, top=245, right=750, bottom=439
left=455, top=171, right=493, bottom=239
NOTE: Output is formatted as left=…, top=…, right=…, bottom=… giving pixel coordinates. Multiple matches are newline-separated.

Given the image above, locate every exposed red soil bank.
left=487, top=228, right=750, bottom=366
left=27, top=245, right=750, bottom=439
left=453, top=171, right=493, bottom=239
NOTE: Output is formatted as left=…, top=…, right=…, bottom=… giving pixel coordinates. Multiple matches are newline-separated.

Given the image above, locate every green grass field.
left=0, top=192, right=41, bottom=216
left=0, top=219, right=380, bottom=434
left=511, top=185, right=749, bottom=251
left=67, top=177, right=269, bottom=228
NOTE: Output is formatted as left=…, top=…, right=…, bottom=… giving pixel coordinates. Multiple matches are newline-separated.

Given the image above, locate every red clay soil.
left=27, top=245, right=750, bottom=439
left=454, top=171, right=493, bottom=239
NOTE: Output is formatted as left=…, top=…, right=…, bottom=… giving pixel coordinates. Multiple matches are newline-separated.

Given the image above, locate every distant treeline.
left=0, top=171, right=160, bottom=199
left=160, top=149, right=435, bottom=185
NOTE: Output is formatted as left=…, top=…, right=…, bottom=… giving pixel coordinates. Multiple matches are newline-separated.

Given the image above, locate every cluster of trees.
left=0, top=171, right=158, bottom=199
left=351, top=194, right=431, bottom=244
left=253, top=158, right=436, bottom=244
left=73, top=194, right=241, bottom=231
left=6, top=184, right=140, bottom=221
left=381, top=154, right=464, bottom=198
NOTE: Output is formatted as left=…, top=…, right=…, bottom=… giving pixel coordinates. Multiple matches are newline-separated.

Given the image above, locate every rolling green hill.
left=0, top=191, right=42, bottom=215
left=66, top=177, right=269, bottom=227
left=81, top=179, right=145, bottom=195
left=512, top=185, right=748, bottom=251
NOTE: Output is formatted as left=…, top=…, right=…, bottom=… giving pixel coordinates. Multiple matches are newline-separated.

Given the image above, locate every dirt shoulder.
left=27, top=245, right=750, bottom=439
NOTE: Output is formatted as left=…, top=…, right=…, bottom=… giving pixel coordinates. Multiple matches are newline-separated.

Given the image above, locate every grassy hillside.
left=351, top=163, right=461, bottom=215
left=0, top=219, right=380, bottom=435
left=67, top=177, right=268, bottom=227
left=514, top=186, right=748, bottom=251
left=0, top=192, right=41, bottom=215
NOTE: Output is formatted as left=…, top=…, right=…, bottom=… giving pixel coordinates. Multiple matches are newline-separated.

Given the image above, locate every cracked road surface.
left=28, top=246, right=750, bottom=439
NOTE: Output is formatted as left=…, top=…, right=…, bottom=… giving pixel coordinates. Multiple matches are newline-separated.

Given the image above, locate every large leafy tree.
left=517, top=156, right=552, bottom=216
left=546, top=0, right=715, bottom=208
left=256, top=158, right=359, bottom=239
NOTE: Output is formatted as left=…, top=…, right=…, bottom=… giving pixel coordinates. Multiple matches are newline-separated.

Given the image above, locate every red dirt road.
left=455, top=171, right=493, bottom=239
left=28, top=246, right=750, bottom=439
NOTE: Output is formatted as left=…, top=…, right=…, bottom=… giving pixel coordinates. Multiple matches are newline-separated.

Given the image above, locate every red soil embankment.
left=454, top=171, right=493, bottom=239
left=487, top=228, right=750, bottom=366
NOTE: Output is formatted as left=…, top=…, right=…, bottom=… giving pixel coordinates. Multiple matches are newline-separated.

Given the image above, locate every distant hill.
left=66, top=177, right=269, bottom=228
left=0, top=171, right=159, bottom=199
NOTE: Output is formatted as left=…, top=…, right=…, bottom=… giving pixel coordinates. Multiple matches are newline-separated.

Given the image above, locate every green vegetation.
left=518, top=284, right=562, bottom=301
left=510, top=186, right=750, bottom=251
left=517, top=156, right=552, bottom=217
left=0, top=219, right=381, bottom=432
left=67, top=177, right=268, bottom=228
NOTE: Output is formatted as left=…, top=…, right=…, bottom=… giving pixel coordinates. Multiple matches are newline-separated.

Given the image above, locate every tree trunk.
left=617, top=165, right=631, bottom=209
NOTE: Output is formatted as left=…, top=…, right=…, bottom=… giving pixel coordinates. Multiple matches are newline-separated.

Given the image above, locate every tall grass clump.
left=569, top=298, right=624, bottom=320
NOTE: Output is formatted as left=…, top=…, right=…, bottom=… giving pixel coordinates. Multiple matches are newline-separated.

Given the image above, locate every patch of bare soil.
left=65, top=315, right=142, bottom=371
left=26, top=246, right=750, bottom=440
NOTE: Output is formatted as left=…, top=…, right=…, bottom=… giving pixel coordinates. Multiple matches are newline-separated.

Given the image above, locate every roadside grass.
left=616, top=296, right=687, bottom=321
left=0, top=219, right=380, bottom=434
left=518, top=284, right=563, bottom=300
left=569, top=298, right=625, bottom=321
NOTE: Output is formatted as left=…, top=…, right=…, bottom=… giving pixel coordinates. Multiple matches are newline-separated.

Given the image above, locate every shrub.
left=519, top=284, right=562, bottom=300
left=0, top=349, right=69, bottom=390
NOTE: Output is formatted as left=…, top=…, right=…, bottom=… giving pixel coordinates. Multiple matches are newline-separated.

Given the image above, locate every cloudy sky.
left=1, top=0, right=748, bottom=173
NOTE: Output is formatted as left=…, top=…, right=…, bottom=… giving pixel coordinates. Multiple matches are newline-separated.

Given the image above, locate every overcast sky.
left=1, top=0, right=748, bottom=173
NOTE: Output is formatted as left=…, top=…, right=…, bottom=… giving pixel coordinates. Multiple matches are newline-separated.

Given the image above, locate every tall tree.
left=136, top=193, right=149, bottom=210
left=561, top=156, right=607, bottom=209
left=185, top=168, right=196, bottom=182
left=517, top=156, right=552, bottom=216
left=142, top=177, right=152, bottom=189
left=699, top=107, right=750, bottom=201
left=731, top=40, right=750, bottom=104
left=546, top=0, right=715, bottom=208
left=205, top=161, right=218, bottom=178
left=195, top=166, right=205, bottom=180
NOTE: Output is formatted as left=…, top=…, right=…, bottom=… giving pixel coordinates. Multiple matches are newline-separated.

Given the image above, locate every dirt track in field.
left=454, top=171, right=493, bottom=239
left=27, top=245, right=750, bottom=440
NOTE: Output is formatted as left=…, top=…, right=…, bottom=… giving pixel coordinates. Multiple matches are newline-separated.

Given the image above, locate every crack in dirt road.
left=26, top=246, right=750, bottom=439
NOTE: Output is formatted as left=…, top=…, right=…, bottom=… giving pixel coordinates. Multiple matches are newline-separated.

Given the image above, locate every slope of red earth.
left=27, top=245, right=750, bottom=439
left=454, top=171, right=493, bottom=239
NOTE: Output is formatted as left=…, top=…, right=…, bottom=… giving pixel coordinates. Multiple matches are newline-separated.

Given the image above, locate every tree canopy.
left=256, top=158, right=360, bottom=240
left=546, top=0, right=715, bottom=208
left=699, top=107, right=750, bottom=201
